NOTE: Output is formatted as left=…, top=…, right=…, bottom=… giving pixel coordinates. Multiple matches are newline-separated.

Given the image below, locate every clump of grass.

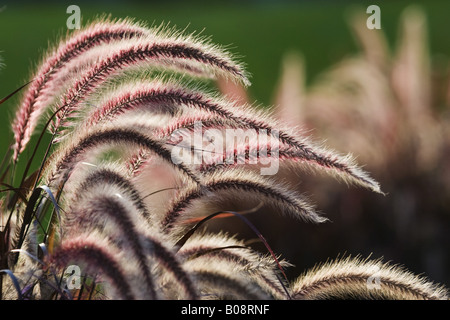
left=267, top=6, right=450, bottom=288
left=0, top=17, right=447, bottom=300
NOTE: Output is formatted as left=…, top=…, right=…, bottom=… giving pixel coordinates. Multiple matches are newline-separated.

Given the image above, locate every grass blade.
left=0, top=269, right=23, bottom=299
left=175, top=206, right=291, bottom=298
left=0, top=80, right=32, bottom=106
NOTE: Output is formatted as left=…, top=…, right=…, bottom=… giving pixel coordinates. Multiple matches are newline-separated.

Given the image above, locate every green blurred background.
left=1, top=0, right=449, bottom=290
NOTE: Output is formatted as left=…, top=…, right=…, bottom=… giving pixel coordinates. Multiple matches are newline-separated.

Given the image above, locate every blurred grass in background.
left=1, top=0, right=449, bottom=288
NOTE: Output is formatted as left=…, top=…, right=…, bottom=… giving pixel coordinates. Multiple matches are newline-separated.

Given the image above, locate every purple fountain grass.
left=208, top=104, right=380, bottom=193
left=228, top=109, right=382, bottom=194
left=264, top=8, right=449, bottom=291
left=67, top=166, right=151, bottom=222
left=157, top=112, right=238, bottom=140
left=71, top=71, right=380, bottom=196
left=178, top=232, right=290, bottom=299
left=292, top=255, right=449, bottom=300
left=160, top=109, right=380, bottom=193
left=65, top=194, right=157, bottom=299
left=64, top=66, right=381, bottom=195
left=142, top=235, right=198, bottom=299
left=11, top=18, right=149, bottom=162
left=161, top=168, right=323, bottom=233
left=42, top=126, right=200, bottom=191
left=3, top=17, right=447, bottom=301
left=182, top=254, right=272, bottom=299
left=47, top=234, right=135, bottom=299
left=48, top=35, right=249, bottom=136
left=82, top=80, right=183, bottom=129
left=59, top=165, right=198, bottom=299
left=12, top=20, right=249, bottom=164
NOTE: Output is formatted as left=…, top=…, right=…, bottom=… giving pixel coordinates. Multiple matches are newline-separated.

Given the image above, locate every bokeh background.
left=1, top=0, right=449, bottom=289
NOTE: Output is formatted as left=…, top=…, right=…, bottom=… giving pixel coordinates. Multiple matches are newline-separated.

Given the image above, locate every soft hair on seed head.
left=292, top=256, right=449, bottom=300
